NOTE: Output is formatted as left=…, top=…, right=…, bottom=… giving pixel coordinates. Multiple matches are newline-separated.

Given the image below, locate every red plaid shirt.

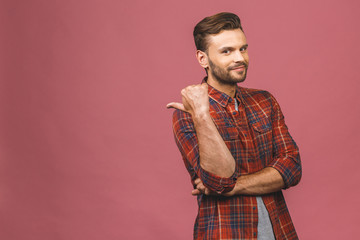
left=172, top=79, right=301, bottom=239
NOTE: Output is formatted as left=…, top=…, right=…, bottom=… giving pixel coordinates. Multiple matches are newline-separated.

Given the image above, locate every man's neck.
left=206, top=75, right=237, bottom=98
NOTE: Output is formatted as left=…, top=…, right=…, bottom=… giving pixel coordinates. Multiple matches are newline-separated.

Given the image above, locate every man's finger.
left=204, top=188, right=211, bottom=195
left=166, top=102, right=186, bottom=112
left=194, top=178, right=202, bottom=185
left=192, top=189, right=201, bottom=195
left=196, top=182, right=205, bottom=191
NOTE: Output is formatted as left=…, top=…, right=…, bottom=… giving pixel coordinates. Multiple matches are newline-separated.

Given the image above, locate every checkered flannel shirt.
left=172, top=79, right=301, bottom=239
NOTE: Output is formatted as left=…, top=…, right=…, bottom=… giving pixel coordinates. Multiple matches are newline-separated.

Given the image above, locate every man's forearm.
left=167, top=83, right=235, bottom=178
left=193, top=111, right=236, bottom=178
left=229, top=167, right=285, bottom=195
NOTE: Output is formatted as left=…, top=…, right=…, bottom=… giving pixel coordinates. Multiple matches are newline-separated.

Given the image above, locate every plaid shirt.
left=172, top=79, right=301, bottom=239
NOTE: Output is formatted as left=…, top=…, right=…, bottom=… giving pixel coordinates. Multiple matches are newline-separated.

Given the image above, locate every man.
left=167, top=12, right=301, bottom=239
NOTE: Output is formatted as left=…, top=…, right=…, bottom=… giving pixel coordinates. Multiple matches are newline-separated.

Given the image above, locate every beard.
left=208, top=58, right=248, bottom=85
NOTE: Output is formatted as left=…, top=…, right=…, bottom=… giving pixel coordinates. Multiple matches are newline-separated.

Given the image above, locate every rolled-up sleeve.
left=267, top=94, right=302, bottom=189
left=172, top=109, right=237, bottom=194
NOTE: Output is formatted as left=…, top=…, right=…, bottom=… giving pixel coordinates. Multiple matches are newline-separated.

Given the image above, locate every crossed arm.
left=192, top=167, right=284, bottom=197
left=167, top=83, right=290, bottom=197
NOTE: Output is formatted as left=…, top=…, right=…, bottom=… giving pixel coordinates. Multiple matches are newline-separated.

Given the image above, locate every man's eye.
left=223, top=50, right=230, bottom=54
left=240, top=47, right=247, bottom=52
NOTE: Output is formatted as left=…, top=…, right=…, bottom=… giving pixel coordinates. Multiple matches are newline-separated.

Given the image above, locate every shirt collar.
left=201, top=76, right=245, bottom=107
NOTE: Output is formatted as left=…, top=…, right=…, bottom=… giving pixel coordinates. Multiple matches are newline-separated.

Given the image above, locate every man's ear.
left=196, top=50, right=209, bottom=69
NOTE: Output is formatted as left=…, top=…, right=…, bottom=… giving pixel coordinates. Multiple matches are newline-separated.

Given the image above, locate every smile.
left=231, top=66, right=246, bottom=72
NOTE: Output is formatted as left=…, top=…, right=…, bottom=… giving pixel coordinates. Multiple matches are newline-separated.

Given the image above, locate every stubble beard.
left=208, top=58, right=248, bottom=86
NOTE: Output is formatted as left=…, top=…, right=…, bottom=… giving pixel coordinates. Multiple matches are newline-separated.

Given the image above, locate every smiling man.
left=167, top=12, right=301, bottom=239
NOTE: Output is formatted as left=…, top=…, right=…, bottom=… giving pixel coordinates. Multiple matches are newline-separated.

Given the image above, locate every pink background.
left=1, top=0, right=359, bottom=239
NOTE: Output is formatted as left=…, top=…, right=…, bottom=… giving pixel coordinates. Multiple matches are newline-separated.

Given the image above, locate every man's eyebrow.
left=218, top=44, right=248, bottom=51
left=218, top=46, right=235, bottom=51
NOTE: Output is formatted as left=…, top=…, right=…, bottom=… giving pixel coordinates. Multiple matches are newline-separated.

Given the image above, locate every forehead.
left=207, top=29, right=247, bottom=50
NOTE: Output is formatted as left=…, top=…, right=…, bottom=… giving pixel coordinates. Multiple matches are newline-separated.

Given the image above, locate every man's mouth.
left=230, top=65, right=246, bottom=72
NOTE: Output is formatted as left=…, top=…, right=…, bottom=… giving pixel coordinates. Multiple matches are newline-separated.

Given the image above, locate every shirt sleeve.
left=172, top=109, right=237, bottom=194
left=267, top=94, right=302, bottom=189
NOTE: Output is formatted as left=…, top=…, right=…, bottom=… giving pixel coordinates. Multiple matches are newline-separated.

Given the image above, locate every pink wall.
left=1, top=0, right=359, bottom=239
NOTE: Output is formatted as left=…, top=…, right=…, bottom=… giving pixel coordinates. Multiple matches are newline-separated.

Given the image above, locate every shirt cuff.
left=269, top=157, right=299, bottom=189
left=199, top=166, right=238, bottom=194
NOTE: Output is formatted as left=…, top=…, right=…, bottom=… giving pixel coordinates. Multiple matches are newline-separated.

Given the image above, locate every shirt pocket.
left=251, top=119, right=272, bottom=133
left=250, top=118, right=273, bottom=161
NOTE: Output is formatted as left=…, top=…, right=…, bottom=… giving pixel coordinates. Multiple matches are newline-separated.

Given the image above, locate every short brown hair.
left=193, top=12, right=243, bottom=52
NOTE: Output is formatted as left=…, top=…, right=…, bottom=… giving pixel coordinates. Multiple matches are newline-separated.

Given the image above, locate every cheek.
left=213, top=60, right=228, bottom=70
left=244, top=54, right=250, bottom=64
left=219, top=58, right=233, bottom=68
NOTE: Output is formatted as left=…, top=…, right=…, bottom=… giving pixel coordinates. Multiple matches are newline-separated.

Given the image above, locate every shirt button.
left=232, top=112, right=236, bottom=115
left=253, top=207, right=256, bottom=210
left=244, top=134, right=247, bottom=137
left=254, top=232, right=257, bottom=237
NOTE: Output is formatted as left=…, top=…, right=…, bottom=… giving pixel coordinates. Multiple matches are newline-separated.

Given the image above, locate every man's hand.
left=191, top=178, right=217, bottom=196
left=166, top=83, right=209, bottom=116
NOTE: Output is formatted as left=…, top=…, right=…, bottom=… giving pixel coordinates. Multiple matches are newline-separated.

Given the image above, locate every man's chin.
left=230, top=72, right=246, bottom=83
left=230, top=76, right=246, bottom=83
left=217, top=78, right=245, bottom=86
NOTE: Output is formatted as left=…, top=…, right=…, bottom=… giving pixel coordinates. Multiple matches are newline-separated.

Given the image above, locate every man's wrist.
left=192, top=110, right=211, bottom=122
left=234, top=177, right=246, bottom=195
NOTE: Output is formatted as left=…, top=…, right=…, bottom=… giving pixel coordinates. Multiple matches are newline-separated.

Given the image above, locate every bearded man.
left=167, top=12, right=301, bottom=240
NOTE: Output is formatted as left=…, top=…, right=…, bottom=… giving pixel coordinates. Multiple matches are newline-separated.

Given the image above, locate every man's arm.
left=168, top=83, right=237, bottom=193
left=192, top=91, right=301, bottom=196
left=267, top=93, right=302, bottom=189
left=192, top=167, right=284, bottom=196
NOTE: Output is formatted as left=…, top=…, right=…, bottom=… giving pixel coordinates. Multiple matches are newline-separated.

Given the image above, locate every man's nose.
left=233, top=51, right=244, bottom=62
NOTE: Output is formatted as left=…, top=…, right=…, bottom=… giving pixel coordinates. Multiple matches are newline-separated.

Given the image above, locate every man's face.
left=205, top=29, right=249, bottom=85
